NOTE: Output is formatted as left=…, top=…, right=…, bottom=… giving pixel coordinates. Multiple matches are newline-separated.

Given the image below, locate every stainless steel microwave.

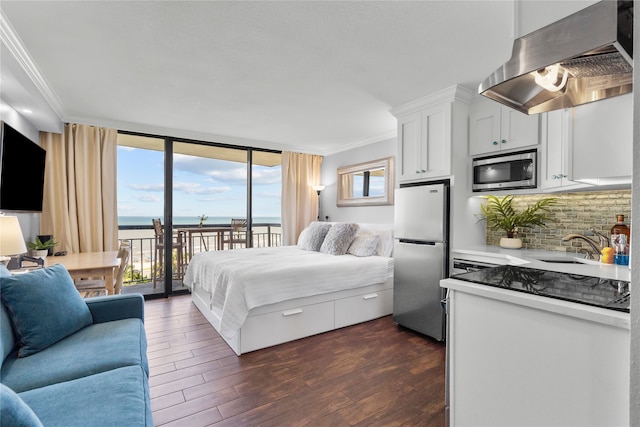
left=472, top=149, right=537, bottom=192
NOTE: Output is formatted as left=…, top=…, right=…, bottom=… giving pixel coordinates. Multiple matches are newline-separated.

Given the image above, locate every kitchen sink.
left=537, top=257, right=588, bottom=264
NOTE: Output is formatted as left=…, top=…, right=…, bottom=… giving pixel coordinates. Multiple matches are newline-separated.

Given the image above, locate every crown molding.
left=0, top=11, right=65, bottom=119
left=321, top=129, right=396, bottom=156
left=389, top=84, right=474, bottom=118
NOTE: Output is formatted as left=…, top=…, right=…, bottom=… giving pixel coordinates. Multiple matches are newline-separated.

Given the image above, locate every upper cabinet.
left=541, top=109, right=590, bottom=191
left=542, top=93, right=632, bottom=192
left=469, top=97, right=540, bottom=157
left=570, top=93, right=632, bottom=185
left=391, top=85, right=472, bottom=183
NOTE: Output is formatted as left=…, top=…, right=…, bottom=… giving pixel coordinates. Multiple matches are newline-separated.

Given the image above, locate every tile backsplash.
left=483, top=190, right=631, bottom=254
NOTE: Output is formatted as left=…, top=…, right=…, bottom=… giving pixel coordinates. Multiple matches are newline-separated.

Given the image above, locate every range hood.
left=479, top=0, right=633, bottom=115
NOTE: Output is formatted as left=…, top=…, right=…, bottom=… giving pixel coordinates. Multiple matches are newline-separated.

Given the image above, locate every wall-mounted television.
left=0, top=122, right=46, bottom=212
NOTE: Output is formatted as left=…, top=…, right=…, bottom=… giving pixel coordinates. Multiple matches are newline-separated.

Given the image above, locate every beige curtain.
left=40, top=124, right=118, bottom=253
left=281, top=151, right=323, bottom=246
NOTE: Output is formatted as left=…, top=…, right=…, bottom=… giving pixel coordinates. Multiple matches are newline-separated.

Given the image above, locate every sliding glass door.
left=116, top=132, right=281, bottom=298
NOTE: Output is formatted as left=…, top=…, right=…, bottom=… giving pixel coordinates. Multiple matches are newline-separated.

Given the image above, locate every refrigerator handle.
left=398, top=239, right=437, bottom=245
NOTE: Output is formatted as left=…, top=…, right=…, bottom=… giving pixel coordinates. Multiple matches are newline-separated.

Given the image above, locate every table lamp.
left=0, top=215, right=27, bottom=267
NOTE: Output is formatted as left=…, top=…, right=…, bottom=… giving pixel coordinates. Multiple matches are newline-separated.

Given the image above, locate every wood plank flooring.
left=145, top=295, right=446, bottom=426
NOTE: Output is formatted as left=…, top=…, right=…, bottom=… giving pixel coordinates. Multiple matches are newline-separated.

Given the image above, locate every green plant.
left=479, top=195, right=557, bottom=238
left=27, top=237, right=58, bottom=251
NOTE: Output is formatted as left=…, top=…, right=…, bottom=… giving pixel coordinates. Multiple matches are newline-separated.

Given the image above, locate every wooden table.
left=177, top=226, right=233, bottom=260
left=46, top=251, right=120, bottom=295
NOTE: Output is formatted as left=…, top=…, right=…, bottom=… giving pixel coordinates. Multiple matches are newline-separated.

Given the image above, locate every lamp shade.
left=0, top=216, right=27, bottom=256
left=312, top=185, right=325, bottom=192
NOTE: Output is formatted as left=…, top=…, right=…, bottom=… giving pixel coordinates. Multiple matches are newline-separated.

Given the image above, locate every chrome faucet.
left=561, top=233, right=603, bottom=259
left=588, top=227, right=610, bottom=249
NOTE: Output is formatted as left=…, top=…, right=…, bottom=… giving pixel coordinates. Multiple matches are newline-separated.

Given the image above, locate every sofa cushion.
left=0, top=383, right=44, bottom=427
left=19, top=365, right=152, bottom=427
left=2, top=318, right=148, bottom=393
left=0, top=264, right=93, bottom=357
left=0, top=265, right=16, bottom=368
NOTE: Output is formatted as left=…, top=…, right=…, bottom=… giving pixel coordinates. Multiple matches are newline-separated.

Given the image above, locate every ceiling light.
left=21, top=109, right=33, bottom=114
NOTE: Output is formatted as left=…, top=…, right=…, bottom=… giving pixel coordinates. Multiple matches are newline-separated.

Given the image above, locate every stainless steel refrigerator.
left=393, top=180, right=449, bottom=341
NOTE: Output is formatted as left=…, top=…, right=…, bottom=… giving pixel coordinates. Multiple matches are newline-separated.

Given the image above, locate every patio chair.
left=224, top=218, right=247, bottom=249
left=75, top=240, right=131, bottom=296
left=152, top=218, right=186, bottom=288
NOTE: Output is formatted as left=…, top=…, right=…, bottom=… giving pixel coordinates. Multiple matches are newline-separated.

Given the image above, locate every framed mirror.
left=337, top=156, right=394, bottom=207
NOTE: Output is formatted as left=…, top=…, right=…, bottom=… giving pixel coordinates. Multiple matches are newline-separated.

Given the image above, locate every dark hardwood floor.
left=145, top=295, right=446, bottom=426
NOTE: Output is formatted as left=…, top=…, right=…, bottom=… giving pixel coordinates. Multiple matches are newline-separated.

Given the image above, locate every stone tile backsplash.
left=483, top=190, right=631, bottom=254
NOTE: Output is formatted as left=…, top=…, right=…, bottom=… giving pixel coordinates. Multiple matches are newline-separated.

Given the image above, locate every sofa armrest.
left=85, top=294, right=145, bottom=324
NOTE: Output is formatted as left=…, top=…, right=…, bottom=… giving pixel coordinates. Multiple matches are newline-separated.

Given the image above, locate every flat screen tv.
left=0, top=122, right=46, bottom=212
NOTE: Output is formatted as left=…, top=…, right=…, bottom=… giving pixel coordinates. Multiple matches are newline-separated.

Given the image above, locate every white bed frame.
left=191, top=276, right=393, bottom=355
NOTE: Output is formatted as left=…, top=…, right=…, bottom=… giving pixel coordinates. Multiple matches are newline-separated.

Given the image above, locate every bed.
left=184, top=223, right=394, bottom=355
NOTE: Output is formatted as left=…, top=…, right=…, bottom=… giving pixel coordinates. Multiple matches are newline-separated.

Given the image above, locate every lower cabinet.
left=445, top=286, right=629, bottom=426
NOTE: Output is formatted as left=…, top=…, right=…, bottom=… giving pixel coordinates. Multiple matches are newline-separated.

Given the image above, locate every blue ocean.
left=118, top=216, right=281, bottom=227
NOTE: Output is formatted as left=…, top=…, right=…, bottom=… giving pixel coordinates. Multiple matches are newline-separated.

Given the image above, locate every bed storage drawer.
left=335, top=288, right=393, bottom=328
left=240, top=301, right=335, bottom=353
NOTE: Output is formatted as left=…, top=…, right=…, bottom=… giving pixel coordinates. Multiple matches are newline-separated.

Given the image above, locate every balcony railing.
left=118, top=223, right=281, bottom=289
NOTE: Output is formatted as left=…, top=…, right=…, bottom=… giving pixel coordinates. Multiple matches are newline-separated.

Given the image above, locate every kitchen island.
left=441, top=247, right=630, bottom=427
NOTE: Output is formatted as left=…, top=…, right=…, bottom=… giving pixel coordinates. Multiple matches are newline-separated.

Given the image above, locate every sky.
left=116, top=146, right=281, bottom=220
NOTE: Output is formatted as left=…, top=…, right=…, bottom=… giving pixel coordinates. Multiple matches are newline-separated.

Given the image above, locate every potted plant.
left=479, top=195, right=557, bottom=249
left=27, top=237, right=58, bottom=258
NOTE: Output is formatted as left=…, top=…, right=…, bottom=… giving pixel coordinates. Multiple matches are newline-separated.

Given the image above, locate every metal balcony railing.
left=118, top=223, right=281, bottom=288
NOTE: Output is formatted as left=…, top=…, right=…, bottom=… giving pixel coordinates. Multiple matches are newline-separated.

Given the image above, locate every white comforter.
left=184, top=245, right=393, bottom=339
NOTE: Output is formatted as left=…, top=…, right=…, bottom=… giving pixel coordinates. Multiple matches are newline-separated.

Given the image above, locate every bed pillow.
left=298, top=222, right=332, bottom=251
left=347, top=233, right=380, bottom=257
left=320, top=223, right=359, bottom=255
left=357, top=224, right=394, bottom=257
left=0, top=264, right=93, bottom=357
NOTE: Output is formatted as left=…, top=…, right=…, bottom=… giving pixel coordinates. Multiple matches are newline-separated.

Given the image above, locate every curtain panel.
left=40, top=124, right=118, bottom=253
left=281, top=151, right=323, bottom=246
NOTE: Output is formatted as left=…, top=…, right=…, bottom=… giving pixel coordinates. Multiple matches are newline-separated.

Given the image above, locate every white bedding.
left=184, top=245, right=393, bottom=339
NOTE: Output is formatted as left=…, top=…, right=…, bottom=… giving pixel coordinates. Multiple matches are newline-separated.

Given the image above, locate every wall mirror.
left=336, top=156, right=394, bottom=207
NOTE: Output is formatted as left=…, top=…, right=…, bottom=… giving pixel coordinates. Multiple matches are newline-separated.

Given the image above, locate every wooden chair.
left=75, top=241, right=131, bottom=296
left=152, top=218, right=186, bottom=288
left=224, top=218, right=248, bottom=249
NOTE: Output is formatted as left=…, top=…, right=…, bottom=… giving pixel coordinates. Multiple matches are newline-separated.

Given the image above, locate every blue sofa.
left=0, top=265, right=152, bottom=426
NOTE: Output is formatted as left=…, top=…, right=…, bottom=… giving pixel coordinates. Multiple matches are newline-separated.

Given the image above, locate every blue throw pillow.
left=0, top=383, right=43, bottom=426
left=0, top=264, right=10, bottom=278
left=0, top=264, right=93, bottom=357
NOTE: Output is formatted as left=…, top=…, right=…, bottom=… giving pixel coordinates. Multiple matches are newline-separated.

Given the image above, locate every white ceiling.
left=1, top=1, right=520, bottom=155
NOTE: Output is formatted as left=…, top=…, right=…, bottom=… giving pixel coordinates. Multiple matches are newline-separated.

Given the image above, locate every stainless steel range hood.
left=479, top=0, right=633, bottom=115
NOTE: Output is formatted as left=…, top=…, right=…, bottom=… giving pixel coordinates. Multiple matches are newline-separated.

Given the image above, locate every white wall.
left=320, top=138, right=395, bottom=225
left=0, top=98, right=42, bottom=243
left=515, top=1, right=598, bottom=38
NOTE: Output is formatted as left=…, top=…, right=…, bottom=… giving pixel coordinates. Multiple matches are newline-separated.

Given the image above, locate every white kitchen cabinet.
left=542, top=94, right=632, bottom=191
left=442, top=279, right=629, bottom=427
left=541, top=109, right=590, bottom=191
left=391, top=85, right=472, bottom=183
left=570, top=93, right=632, bottom=185
left=469, top=97, right=540, bottom=156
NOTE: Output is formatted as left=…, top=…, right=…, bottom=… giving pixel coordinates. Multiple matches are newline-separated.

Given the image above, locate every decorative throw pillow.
left=347, top=233, right=380, bottom=257
left=298, top=222, right=332, bottom=251
left=0, top=384, right=43, bottom=427
left=0, top=264, right=10, bottom=278
left=320, top=223, right=359, bottom=255
left=0, top=264, right=93, bottom=357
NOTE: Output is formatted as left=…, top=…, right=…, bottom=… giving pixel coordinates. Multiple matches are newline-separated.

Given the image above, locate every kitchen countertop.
left=453, top=245, right=631, bottom=282
left=445, top=245, right=630, bottom=329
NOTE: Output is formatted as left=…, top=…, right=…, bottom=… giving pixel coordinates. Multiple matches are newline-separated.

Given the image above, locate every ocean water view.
left=118, top=216, right=281, bottom=227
